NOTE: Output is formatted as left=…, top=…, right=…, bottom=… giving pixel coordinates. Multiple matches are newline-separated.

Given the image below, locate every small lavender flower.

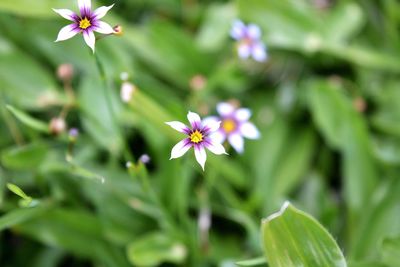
left=204, top=102, right=260, bottom=154
left=166, top=111, right=227, bottom=170
left=53, top=0, right=115, bottom=53
left=230, top=20, right=267, bottom=62
left=139, top=154, right=151, bottom=164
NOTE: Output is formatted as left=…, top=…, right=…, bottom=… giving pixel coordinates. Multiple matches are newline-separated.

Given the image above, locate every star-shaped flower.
left=166, top=111, right=227, bottom=170
left=230, top=20, right=268, bottom=62
left=204, top=102, right=260, bottom=153
left=53, top=0, right=115, bottom=53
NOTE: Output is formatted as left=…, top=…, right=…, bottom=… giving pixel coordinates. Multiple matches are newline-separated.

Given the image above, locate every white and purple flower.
left=230, top=20, right=267, bottom=62
left=53, top=0, right=115, bottom=53
left=166, top=111, right=227, bottom=170
left=204, top=102, right=260, bottom=154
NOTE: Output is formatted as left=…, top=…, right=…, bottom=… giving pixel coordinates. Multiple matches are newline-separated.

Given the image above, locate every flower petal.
left=170, top=139, right=191, bottom=159
left=93, top=4, right=114, bottom=19
left=194, top=145, right=207, bottom=171
left=83, top=30, right=96, bottom=53
left=93, top=21, right=114, bottom=34
left=230, top=19, right=246, bottom=40
left=252, top=43, right=267, bottom=62
left=53, top=9, right=77, bottom=21
left=55, top=24, right=80, bottom=42
left=238, top=44, right=251, bottom=59
left=203, top=120, right=221, bottom=134
left=247, top=24, right=261, bottom=39
left=235, top=108, right=251, bottom=122
left=78, top=0, right=91, bottom=16
left=205, top=139, right=227, bottom=155
left=187, top=111, right=202, bottom=129
left=210, top=131, right=226, bottom=144
left=228, top=133, right=244, bottom=153
left=240, top=122, right=260, bottom=139
left=165, top=121, right=190, bottom=134
left=217, top=102, right=235, bottom=117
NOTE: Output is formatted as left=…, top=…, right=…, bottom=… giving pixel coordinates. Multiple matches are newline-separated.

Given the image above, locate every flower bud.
left=57, top=64, right=74, bottom=82
left=121, top=82, right=136, bottom=103
left=139, top=154, right=151, bottom=164
left=49, top=117, right=66, bottom=136
left=113, top=25, right=123, bottom=36
left=189, top=75, right=206, bottom=91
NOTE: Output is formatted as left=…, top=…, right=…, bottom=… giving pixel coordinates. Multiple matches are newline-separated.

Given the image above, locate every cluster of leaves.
left=1, top=0, right=400, bottom=266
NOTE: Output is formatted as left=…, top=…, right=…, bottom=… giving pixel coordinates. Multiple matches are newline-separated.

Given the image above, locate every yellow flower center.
left=222, top=119, right=236, bottom=133
left=79, top=17, right=91, bottom=29
left=190, top=130, right=203, bottom=144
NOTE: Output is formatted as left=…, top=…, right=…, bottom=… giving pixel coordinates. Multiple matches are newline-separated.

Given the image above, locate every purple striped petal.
left=170, top=139, right=192, bottom=159
left=83, top=30, right=96, bottom=53
left=53, top=9, right=78, bottom=21
left=204, top=138, right=227, bottom=155
left=93, top=4, right=114, bottom=19
left=55, top=24, right=80, bottom=42
left=187, top=111, right=202, bottom=129
left=93, top=21, right=114, bottom=34
left=194, top=145, right=207, bottom=170
left=165, top=121, right=190, bottom=134
left=78, top=0, right=91, bottom=16
left=202, top=120, right=221, bottom=134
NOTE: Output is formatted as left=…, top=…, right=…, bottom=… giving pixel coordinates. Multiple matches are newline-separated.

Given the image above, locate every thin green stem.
left=93, top=52, right=134, bottom=162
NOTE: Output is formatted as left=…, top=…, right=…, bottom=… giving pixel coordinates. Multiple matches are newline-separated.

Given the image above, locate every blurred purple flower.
left=69, top=128, right=79, bottom=138
left=53, top=0, right=115, bottom=53
left=204, top=102, right=260, bottom=154
left=139, top=154, right=151, bottom=164
left=230, top=20, right=267, bottom=62
left=166, top=111, right=227, bottom=170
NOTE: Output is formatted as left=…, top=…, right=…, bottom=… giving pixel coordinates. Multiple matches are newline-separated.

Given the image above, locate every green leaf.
left=262, top=202, right=347, bottom=267
left=6, top=105, right=49, bottom=133
left=7, top=183, right=31, bottom=201
left=126, top=232, right=187, bottom=267
left=236, top=257, right=268, bottom=266
left=381, top=236, right=400, bottom=267
left=307, top=79, right=378, bottom=213
left=1, top=143, right=48, bottom=170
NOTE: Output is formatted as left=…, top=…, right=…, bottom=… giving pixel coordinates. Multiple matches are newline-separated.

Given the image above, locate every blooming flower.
left=166, top=111, right=227, bottom=170
left=230, top=20, right=267, bottom=62
left=204, top=102, right=260, bottom=153
left=53, top=0, right=115, bottom=53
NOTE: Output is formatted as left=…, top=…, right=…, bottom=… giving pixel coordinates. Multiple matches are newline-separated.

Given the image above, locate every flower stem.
left=93, top=52, right=134, bottom=161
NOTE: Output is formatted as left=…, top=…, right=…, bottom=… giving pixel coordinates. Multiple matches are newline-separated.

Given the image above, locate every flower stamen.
left=190, top=130, right=203, bottom=144
left=222, top=119, right=236, bottom=133
left=79, top=17, right=91, bottom=29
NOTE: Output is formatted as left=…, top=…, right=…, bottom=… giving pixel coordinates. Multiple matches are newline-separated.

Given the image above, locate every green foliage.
left=0, top=0, right=399, bottom=266
left=262, top=202, right=347, bottom=267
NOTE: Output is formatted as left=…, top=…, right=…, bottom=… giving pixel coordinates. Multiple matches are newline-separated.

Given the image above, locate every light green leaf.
left=126, top=232, right=187, bottom=267
left=6, top=105, right=49, bottom=133
left=262, top=202, right=347, bottom=267
left=7, top=183, right=31, bottom=201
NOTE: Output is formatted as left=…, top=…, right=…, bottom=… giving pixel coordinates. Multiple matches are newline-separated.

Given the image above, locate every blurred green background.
left=1, top=0, right=400, bottom=266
